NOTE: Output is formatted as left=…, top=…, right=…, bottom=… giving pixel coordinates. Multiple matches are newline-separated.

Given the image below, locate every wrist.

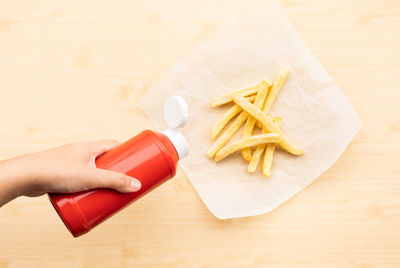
left=0, top=156, right=40, bottom=204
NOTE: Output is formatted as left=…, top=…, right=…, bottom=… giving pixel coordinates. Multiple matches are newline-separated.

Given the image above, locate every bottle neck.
left=161, top=128, right=189, bottom=160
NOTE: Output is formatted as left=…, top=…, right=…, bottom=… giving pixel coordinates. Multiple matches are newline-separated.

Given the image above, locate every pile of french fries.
left=207, top=67, right=303, bottom=177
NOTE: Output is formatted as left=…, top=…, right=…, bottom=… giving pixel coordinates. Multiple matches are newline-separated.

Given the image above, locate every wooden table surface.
left=0, top=0, right=399, bottom=267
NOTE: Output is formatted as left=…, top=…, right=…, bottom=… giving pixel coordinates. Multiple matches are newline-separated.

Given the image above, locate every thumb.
left=83, top=167, right=141, bottom=193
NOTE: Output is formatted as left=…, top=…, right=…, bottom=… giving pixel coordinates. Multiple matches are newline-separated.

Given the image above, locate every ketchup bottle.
left=49, top=96, right=189, bottom=237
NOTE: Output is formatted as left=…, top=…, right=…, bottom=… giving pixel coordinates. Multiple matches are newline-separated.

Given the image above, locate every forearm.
left=0, top=157, right=34, bottom=207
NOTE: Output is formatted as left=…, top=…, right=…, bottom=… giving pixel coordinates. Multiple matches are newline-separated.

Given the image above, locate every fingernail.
left=130, top=178, right=141, bottom=191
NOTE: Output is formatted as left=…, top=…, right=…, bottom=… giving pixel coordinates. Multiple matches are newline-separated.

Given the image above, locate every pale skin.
left=0, top=140, right=141, bottom=207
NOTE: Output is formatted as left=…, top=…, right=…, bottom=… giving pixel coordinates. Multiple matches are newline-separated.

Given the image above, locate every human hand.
left=0, top=140, right=141, bottom=206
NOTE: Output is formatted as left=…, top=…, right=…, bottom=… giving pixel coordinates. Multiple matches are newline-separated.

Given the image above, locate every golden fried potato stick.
left=256, top=67, right=290, bottom=128
left=233, top=95, right=303, bottom=156
left=248, top=117, right=282, bottom=173
left=241, top=80, right=271, bottom=161
left=211, top=81, right=269, bottom=107
left=215, top=133, right=279, bottom=162
left=263, top=67, right=290, bottom=113
left=210, top=95, right=256, bottom=140
left=263, top=118, right=282, bottom=177
left=207, top=111, right=248, bottom=158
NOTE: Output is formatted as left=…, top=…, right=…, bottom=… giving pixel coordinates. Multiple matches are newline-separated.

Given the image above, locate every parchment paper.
left=139, top=1, right=361, bottom=219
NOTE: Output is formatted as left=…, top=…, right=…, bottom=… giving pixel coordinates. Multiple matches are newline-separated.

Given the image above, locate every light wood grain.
left=0, top=0, right=399, bottom=267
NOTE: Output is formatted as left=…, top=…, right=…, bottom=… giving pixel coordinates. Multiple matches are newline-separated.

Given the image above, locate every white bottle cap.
left=162, top=96, right=189, bottom=160
left=163, top=96, right=188, bottom=128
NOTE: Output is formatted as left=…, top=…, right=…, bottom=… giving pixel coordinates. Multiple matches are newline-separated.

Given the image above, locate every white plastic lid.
left=162, top=96, right=189, bottom=160
left=163, top=96, right=188, bottom=128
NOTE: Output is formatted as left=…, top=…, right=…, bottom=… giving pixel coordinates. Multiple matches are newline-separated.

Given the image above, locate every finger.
left=83, top=167, right=141, bottom=193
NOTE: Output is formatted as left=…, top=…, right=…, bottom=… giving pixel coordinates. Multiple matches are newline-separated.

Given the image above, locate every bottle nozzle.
left=162, top=128, right=189, bottom=159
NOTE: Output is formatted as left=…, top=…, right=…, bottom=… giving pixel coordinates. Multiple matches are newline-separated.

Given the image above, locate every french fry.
left=210, top=95, right=256, bottom=140
left=211, top=105, right=241, bottom=140
left=263, top=118, right=282, bottom=177
left=215, top=133, right=279, bottom=162
left=248, top=144, right=266, bottom=173
left=211, top=81, right=269, bottom=107
left=241, top=80, right=271, bottom=161
left=256, top=67, right=290, bottom=128
left=233, top=95, right=303, bottom=156
left=207, top=111, right=248, bottom=158
left=248, top=117, right=281, bottom=173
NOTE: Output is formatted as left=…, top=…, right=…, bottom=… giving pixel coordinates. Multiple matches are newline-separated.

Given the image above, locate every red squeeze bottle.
left=49, top=96, right=189, bottom=237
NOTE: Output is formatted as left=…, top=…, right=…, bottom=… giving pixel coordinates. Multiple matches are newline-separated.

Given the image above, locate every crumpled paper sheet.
left=139, top=1, right=361, bottom=219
